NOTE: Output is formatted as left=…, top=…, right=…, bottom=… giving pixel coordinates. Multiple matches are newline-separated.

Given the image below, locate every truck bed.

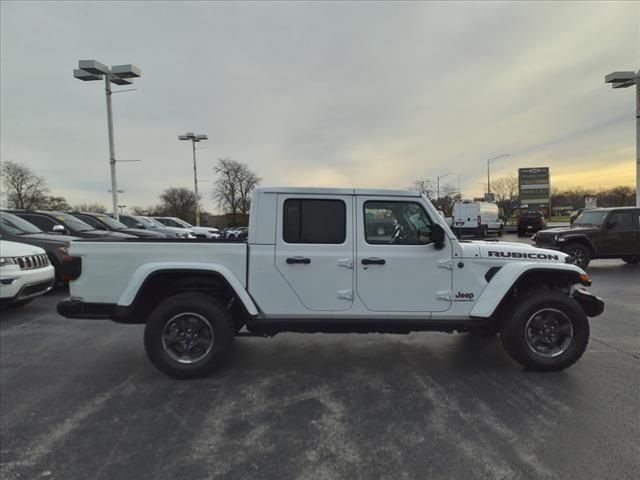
left=68, top=239, right=247, bottom=304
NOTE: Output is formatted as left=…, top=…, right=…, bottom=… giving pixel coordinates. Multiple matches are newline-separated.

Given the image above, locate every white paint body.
left=68, top=187, right=587, bottom=322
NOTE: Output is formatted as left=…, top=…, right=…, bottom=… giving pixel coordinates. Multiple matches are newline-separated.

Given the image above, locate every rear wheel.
left=144, top=292, right=234, bottom=379
left=622, top=255, right=640, bottom=265
left=563, top=243, right=591, bottom=269
left=500, top=290, right=589, bottom=371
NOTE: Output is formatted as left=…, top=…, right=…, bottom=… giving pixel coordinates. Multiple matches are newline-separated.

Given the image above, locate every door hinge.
left=437, top=259, right=453, bottom=270
left=436, top=291, right=452, bottom=301
left=337, top=289, right=353, bottom=301
left=338, top=258, right=354, bottom=269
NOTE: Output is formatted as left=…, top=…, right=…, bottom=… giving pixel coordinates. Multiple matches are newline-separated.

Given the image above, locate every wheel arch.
left=470, top=263, right=589, bottom=319
left=116, top=263, right=258, bottom=324
left=561, top=235, right=596, bottom=254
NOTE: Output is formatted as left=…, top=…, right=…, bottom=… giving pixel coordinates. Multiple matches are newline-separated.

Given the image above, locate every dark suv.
left=0, top=211, right=79, bottom=283
left=533, top=207, right=640, bottom=268
left=5, top=210, right=135, bottom=240
left=70, top=212, right=166, bottom=238
left=517, top=210, right=547, bottom=236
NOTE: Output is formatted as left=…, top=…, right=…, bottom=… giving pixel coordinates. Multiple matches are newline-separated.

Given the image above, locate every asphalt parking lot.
left=1, top=234, right=639, bottom=480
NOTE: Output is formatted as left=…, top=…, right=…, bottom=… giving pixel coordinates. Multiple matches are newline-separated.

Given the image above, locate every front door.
left=356, top=196, right=453, bottom=312
left=275, top=194, right=354, bottom=311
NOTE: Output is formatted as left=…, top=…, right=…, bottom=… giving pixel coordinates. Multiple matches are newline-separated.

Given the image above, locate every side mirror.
left=136, top=223, right=145, bottom=229
left=52, top=224, right=65, bottom=234
left=606, top=220, right=617, bottom=229
left=431, top=224, right=446, bottom=250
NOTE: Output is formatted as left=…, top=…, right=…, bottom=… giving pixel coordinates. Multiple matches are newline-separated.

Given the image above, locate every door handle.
left=362, top=258, right=386, bottom=265
left=286, top=257, right=311, bottom=265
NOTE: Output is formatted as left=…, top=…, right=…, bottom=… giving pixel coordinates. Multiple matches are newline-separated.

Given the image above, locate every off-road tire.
left=622, top=255, right=640, bottom=265
left=563, top=243, right=591, bottom=269
left=144, top=292, right=234, bottom=379
left=500, top=290, right=589, bottom=372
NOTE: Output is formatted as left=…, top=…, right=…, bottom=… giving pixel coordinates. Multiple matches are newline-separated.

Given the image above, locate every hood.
left=0, top=239, right=46, bottom=257
left=460, top=240, right=569, bottom=263
left=16, top=233, right=80, bottom=245
left=118, top=228, right=166, bottom=238
left=537, top=225, right=599, bottom=236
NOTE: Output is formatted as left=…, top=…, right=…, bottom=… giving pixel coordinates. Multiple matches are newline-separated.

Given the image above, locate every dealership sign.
left=518, top=167, right=550, bottom=205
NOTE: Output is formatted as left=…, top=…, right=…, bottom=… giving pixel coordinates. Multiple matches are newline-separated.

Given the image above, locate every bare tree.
left=73, top=203, right=107, bottom=213
left=158, top=187, right=200, bottom=224
left=0, top=161, right=48, bottom=209
left=490, top=174, right=519, bottom=217
left=409, top=178, right=435, bottom=199
left=40, top=196, right=71, bottom=211
left=213, top=158, right=261, bottom=224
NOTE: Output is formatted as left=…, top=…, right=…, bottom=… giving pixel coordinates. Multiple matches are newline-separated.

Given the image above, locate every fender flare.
left=117, top=262, right=259, bottom=316
left=559, top=234, right=597, bottom=253
left=470, top=262, right=588, bottom=318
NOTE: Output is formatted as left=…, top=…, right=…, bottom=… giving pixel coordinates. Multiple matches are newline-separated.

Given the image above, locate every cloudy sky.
left=1, top=1, right=638, bottom=213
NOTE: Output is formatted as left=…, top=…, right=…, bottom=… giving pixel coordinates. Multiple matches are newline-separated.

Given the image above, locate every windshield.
left=94, top=215, right=127, bottom=230
left=144, top=217, right=168, bottom=228
left=573, top=210, right=607, bottom=227
left=0, top=212, right=44, bottom=234
left=53, top=213, right=95, bottom=232
left=172, top=218, right=193, bottom=228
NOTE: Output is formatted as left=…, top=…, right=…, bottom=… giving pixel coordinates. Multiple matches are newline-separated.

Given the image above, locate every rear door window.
left=283, top=199, right=346, bottom=244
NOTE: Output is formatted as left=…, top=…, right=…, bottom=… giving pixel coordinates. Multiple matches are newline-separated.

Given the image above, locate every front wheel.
left=622, top=255, right=640, bottom=265
left=497, top=226, right=504, bottom=237
left=563, top=243, right=591, bottom=269
left=500, top=290, right=589, bottom=371
left=144, top=292, right=234, bottom=379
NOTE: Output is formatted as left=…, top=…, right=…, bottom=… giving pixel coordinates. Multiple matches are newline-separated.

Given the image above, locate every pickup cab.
left=58, top=187, right=604, bottom=379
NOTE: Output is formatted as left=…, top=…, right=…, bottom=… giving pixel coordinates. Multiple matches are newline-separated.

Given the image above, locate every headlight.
left=0, top=257, right=16, bottom=267
left=177, top=232, right=188, bottom=238
left=58, top=246, right=69, bottom=254
left=555, top=235, right=566, bottom=242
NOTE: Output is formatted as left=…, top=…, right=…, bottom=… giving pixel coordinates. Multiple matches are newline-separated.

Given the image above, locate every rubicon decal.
left=488, top=251, right=560, bottom=260
left=454, top=291, right=474, bottom=301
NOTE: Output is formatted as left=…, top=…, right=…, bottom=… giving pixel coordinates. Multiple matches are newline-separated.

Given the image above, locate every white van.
left=452, top=201, right=503, bottom=237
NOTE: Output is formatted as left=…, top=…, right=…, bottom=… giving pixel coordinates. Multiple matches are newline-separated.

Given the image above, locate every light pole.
left=437, top=172, right=452, bottom=199
left=605, top=70, right=640, bottom=206
left=74, top=60, right=141, bottom=220
left=487, top=153, right=510, bottom=195
left=178, top=132, right=208, bottom=226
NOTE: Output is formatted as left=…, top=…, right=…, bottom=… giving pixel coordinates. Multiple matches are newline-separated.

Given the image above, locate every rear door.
left=275, top=194, right=354, bottom=311
left=604, top=210, right=638, bottom=254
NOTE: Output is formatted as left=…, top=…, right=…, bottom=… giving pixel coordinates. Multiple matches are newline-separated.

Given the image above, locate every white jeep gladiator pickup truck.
left=58, top=187, right=604, bottom=379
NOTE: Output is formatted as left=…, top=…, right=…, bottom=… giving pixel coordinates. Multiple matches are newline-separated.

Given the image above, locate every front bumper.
left=573, top=288, right=605, bottom=317
left=0, top=265, right=55, bottom=303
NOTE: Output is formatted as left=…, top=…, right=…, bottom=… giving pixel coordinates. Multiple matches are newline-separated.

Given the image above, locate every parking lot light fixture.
left=178, top=132, right=208, bottom=226
left=487, top=154, right=510, bottom=195
left=73, top=60, right=142, bottom=220
left=605, top=70, right=640, bottom=206
left=437, top=172, right=452, bottom=199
